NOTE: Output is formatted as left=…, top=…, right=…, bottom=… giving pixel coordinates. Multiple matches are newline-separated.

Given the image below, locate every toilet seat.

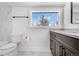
left=0, top=41, right=9, bottom=47
left=0, top=43, right=17, bottom=56
left=0, top=43, right=17, bottom=50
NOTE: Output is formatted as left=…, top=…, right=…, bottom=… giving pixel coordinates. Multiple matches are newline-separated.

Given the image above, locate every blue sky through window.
left=73, top=12, right=79, bottom=17
left=32, top=12, right=59, bottom=26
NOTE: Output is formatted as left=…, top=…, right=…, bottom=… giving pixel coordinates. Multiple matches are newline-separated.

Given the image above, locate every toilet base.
left=0, top=44, right=17, bottom=56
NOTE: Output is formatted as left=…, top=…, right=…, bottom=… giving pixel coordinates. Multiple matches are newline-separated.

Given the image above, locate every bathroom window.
left=32, top=11, right=60, bottom=27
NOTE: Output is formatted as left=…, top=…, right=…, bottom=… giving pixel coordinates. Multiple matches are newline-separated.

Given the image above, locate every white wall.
left=11, top=6, right=65, bottom=54
left=12, top=7, right=30, bottom=35
left=11, top=6, right=63, bottom=53
left=19, top=28, right=50, bottom=52
left=0, top=6, right=12, bottom=41
left=64, top=2, right=79, bottom=29
left=12, top=6, right=63, bottom=35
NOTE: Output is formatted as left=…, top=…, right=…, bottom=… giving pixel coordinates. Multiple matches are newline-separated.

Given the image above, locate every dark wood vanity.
left=50, top=30, right=79, bottom=56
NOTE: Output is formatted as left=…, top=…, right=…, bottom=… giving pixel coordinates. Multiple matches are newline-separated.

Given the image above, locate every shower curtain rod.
left=12, top=16, right=29, bottom=18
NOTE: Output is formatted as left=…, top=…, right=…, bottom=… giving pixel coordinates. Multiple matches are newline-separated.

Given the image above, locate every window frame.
left=30, top=10, right=62, bottom=28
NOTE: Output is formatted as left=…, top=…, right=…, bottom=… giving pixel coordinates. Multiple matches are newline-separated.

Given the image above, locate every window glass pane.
left=73, top=12, right=79, bottom=23
left=32, top=12, right=59, bottom=26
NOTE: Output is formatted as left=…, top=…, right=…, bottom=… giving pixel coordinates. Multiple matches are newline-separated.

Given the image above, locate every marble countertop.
left=50, top=29, right=79, bottom=39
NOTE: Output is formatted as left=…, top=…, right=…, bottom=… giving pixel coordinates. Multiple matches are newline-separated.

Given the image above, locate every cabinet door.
left=50, top=31, right=56, bottom=56
left=50, top=40, right=53, bottom=49
left=50, top=40, right=57, bottom=56
left=65, top=48, right=75, bottom=56
left=55, top=41, right=63, bottom=56
left=50, top=31, right=56, bottom=40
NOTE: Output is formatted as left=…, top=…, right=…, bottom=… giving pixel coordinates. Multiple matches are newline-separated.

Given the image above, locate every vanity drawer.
left=50, top=31, right=56, bottom=40
left=55, top=33, right=79, bottom=51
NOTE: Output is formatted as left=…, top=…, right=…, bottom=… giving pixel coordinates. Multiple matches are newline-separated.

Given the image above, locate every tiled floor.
left=18, top=51, right=52, bottom=56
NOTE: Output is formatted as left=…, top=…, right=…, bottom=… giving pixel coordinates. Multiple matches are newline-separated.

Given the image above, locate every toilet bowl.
left=0, top=35, right=22, bottom=56
left=0, top=42, right=17, bottom=56
left=0, top=41, right=9, bottom=46
left=10, top=35, right=22, bottom=55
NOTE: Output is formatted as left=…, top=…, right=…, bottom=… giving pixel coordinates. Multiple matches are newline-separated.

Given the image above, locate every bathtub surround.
left=0, top=5, right=18, bottom=56
left=0, top=6, right=12, bottom=41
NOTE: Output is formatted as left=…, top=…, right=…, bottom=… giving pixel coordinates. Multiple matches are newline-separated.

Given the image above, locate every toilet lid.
left=0, top=41, right=9, bottom=46
left=0, top=43, right=17, bottom=50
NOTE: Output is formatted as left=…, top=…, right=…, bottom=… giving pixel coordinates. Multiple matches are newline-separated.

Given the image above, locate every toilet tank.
left=11, top=35, right=23, bottom=43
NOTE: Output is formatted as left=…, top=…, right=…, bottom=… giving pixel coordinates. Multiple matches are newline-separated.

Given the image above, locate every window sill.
left=30, top=25, right=63, bottom=29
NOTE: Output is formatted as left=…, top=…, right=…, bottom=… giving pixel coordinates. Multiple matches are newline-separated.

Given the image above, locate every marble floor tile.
left=18, top=51, right=52, bottom=56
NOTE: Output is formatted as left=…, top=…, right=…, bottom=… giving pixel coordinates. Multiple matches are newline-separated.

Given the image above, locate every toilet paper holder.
left=25, top=36, right=27, bottom=39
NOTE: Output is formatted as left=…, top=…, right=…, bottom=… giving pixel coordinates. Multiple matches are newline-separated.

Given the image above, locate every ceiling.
left=0, top=2, right=66, bottom=7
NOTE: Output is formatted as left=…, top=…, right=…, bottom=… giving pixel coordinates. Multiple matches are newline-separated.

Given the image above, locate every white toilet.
left=0, top=35, right=22, bottom=56
left=0, top=42, right=17, bottom=56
